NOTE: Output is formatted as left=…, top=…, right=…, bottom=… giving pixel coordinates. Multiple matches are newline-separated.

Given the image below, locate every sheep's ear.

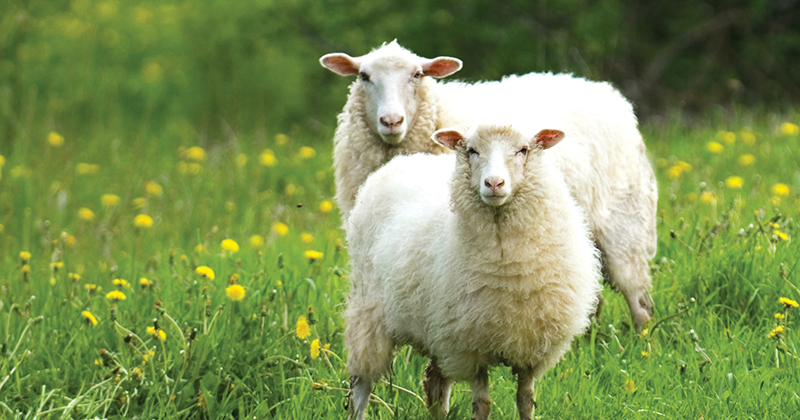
left=533, top=129, right=565, bottom=150
left=422, top=57, right=462, bottom=79
left=432, top=129, right=464, bottom=150
left=320, top=53, right=361, bottom=76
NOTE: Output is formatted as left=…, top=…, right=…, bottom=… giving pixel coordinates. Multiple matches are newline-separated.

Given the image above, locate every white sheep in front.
left=344, top=124, right=602, bottom=420
left=321, top=41, right=657, bottom=332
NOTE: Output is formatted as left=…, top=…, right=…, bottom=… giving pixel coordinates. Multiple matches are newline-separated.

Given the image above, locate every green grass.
left=1, top=116, right=800, bottom=419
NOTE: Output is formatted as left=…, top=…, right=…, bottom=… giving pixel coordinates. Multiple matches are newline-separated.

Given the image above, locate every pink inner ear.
left=534, top=129, right=565, bottom=150
left=433, top=130, right=464, bottom=150
left=320, top=54, right=360, bottom=76
left=422, top=57, right=463, bottom=79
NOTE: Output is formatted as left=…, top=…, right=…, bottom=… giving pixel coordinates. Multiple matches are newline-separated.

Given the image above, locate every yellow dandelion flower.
left=641, top=351, right=649, bottom=357
left=260, top=150, right=276, bottom=167
left=196, top=266, right=215, bottom=280
left=21, top=265, right=30, bottom=275
left=48, top=132, right=65, bottom=147
left=740, top=131, right=756, bottom=145
left=76, top=163, right=100, bottom=175
left=324, top=343, right=330, bottom=350
left=133, top=214, right=154, bottom=228
left=298, top=146, right=316, bottom=159
left=69, top=273, right=81, bottom=282
left=737, top=154, right=755, bottom=166
left=768, top=325, right=784, bottom=339
left=624, top=379, right=635, bottom=392
left=319, top=200, right=334, bottom=213
left=707, top=141, right=724, bottom=154
left=780, top=122, right=799, bottom=136
left=301, top=233, right=314, bottom=244
left=185, top=146, right=207, bottom=161
left=105, top=290, right=126, bottom=301
left=132, top=197, right=147, bottom=209
left=235, top=153, right=247, bottom=167
left=296, top=316, right=311, bottom=339
left=78, top=207, right=96, bottom=221
left=275, top=133, right=288, bottom=145
left=101, top=194, right=120, bottom=207
left=717, top=131, right=736, bottom=145
left=112, top=279, right=130, bottom=288
left=305, top=250, right=324, bottom=261
left=272, top=222, right=289, bottom=237
left=780, top=297, right=798, bottom=309
left=310, top=339, right=321, bottom=359
left=666, top=165, right=684, bottom=180
left=81, top=311, right=98, bottom=326
left=20, top=251, right=31, bottom=264
left=226, top=284, right=246, bottom=301
left=146, top=326, right=166, bottom=341
left=51, top=261, right=64, bottom=271
left=0, top=154, right=5, bottom=167
left=772, top=183, right=791, bottom=197
left=140, top=278, right=152, bottom=288
left=725, top=176, right=744, bottom=189
left=774, top=230, right=788, bottom=241
left=221, top=239, right=240, bottom=253
left=194, top=244, right=204, bottom=253
left=145, top=182, right=163, bottom=197
left=85, top=284, right=100, bottom=292
left=65, top=235, right=76, bottom=247
left=250, top=235, right=265, bottom=247
left=50, top=277, right=56, bottom=286
left=142, top=350, right=155, bottom=362
left=775, top=313, right=785, bottom=320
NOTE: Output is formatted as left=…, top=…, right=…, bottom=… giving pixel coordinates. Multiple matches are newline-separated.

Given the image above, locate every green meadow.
left=2, top=1, right=800, bottom=419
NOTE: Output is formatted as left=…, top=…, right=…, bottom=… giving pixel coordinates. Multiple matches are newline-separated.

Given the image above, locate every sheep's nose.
left=380, top=115, right=404, bottom=129
left=484, top=177, right=505, bottom=192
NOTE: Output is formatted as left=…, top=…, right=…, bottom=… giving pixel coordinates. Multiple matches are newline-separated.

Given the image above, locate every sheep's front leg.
left=348, top=375, right=373, bottom=420
left=471, top=367, right=491, bottom=420
left=513, top=367, right=536, bottom=420
left=422, top=358, right=452, bottom=418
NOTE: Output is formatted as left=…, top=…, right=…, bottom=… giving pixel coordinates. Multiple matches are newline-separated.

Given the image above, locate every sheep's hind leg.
left=513, top=366, right=536, bottom=420
left=422, top=358, right=452, bottom=418
left=471, top=367, right=491, bottom=420
left=348, top=375, right=373, bottom=420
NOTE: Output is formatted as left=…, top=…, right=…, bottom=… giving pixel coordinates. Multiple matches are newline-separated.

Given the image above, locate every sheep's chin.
left=480, top=193, right=510, bottom=207
left=378, top=131, right=405, bottom=145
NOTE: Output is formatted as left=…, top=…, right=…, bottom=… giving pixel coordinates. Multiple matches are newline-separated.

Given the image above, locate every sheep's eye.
left=517, top=147, right=529, bottom=156
left=413, top=71, right=422, bottom=79
left=359, top=72, right=371, bottom=82
left=468, top=148, right=479, bottom=157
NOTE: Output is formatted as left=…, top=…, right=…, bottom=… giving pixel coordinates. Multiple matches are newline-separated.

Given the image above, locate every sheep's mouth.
left=481, top=192, right=510, bottom=207
left=379, top=131, right=405, bottom=145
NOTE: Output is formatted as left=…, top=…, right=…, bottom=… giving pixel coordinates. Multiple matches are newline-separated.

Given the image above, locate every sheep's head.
left=433, top=125, right=564, bottom=207
left=320, top=40, right=462, bottom=145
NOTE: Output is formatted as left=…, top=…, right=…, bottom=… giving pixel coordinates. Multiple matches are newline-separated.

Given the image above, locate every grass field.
left=1, top=114, right=800, bottom=419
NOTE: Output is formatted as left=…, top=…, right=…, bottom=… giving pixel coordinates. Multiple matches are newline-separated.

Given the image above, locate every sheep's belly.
left=429, top=282, right=585, bottom=380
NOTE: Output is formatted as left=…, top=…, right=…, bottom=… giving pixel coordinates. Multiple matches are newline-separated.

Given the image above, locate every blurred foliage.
left=1, top=0, right=799, bottom=148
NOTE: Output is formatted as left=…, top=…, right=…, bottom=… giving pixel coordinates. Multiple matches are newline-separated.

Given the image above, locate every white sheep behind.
left=345, top=124, right=601, bottom=420
left=320, top=41, right=464, bottom=221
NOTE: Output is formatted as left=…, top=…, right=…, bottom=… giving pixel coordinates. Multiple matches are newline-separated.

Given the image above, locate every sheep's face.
left=320, top=41, right=462, bottom=145
left=433, top=126, right=565, bottom=207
